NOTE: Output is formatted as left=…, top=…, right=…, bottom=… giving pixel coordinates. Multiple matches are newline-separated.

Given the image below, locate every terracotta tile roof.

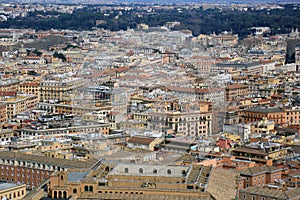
left=232, top=147, right=268, bottom=156
left=127, top=136, right=156, bottom=145
left=239, top=165, right=282, bottom=176
left=225, top=83, right=248, bottom=90
left=166, top=85, right=223, bottom=94
left=19, top=82, right=40, bottom=87
left=206, top=168, right=240, bottom=200
left=0, top=91, right=16, bottom=96
left=240, top=187, right=300, bottom=199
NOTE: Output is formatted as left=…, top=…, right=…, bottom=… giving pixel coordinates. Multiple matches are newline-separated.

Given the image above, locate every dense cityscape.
left=0, top=1, right=299, bottom=200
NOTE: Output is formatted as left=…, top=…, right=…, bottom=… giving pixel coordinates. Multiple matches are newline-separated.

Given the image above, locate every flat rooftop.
left=0, top=183, right=22, bottom=191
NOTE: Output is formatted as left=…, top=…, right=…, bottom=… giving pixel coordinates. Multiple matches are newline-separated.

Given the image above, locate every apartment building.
left=239, top=187, right=300, bottom=200
left=141, top=111, right=212, bottom=137
left=18, top=81, right=40, bottom=101
left=40, top=77, right=87, bottom=102
left=0, top=151, right=97, bottom=189
left=0, top=94, right=38, bottom=120
left=0, top=129, right=14, bottom=144
left=0, top=103, right=6, bottom=124
left=242, top=106, right=285, bottom=125
left=251, top=118, right=275, bottom=135
left=239, top=165, right=283, bottom=189
left=0, top=79, right=20, bottom=92
left=17, top=122, right=110, bottom=138
left=39, top=102, right=112, bottom=116
left=231, top=144, right=293, bottom=166
left=225, top=83, right=249, bottom=102
left=166, top=86, right=225, bottom=103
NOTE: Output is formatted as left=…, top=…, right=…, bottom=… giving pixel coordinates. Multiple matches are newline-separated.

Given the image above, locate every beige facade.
left=0, top=183, right=26, bottom=200
left=0, top=129, right=14, bottom=144
left=18, top=81, right=41, bottom=101
left=40, top=78, right=87, bottom=102
left=251, top=118, right=275, bottom=135
left=48, top=163, right=239, bottom=200
left=225, top=83, right=249, bottom=102
left=147, top=111, right=212, bottom=137
left=0, top=80, right=19, bottom=92
left=0, top=94, right=38, bottom=120
left=0, top=103, right=6, bottom=124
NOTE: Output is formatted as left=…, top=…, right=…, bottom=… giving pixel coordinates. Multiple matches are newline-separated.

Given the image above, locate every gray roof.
left=0, top=183, right=22, bottom=191
left=0, top=151, right=96, bottom=169
left=246, top=106, right=283, bottom=113
left=215, top=62, right=260, bottom=68
left=68, top=172, right=89, bottom=182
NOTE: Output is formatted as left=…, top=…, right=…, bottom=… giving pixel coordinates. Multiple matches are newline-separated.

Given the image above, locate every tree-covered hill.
left=0, top=4, right=299, bottom=38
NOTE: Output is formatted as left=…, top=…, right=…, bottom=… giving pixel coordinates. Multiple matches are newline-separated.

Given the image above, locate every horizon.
left=0, top=0, right=299, bottom=4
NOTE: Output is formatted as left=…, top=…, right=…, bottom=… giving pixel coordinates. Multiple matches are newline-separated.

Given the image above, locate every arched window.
left=63, top=191, right=67, bottom=198
left=53, top=191, right=57, bottom=198
left=84, top=186, right=89, bottom=192
left=182, top=170, right=186, bottom=176
left=73, top=188, right=77, bottom=194
left=124, top=168, right=129, bottom=173
left=153, top=169, right=157, bottom=174
left=139, top=168, right=143, bottom=173
left=167, top=169, right=172, bottom=175
left=89, top=186, right=93, bottom=192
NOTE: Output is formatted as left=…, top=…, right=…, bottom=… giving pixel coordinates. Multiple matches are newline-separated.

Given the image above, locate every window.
left=252, top=195, right=256, bottom=200
left=153, top=169, right=157, bottom=174
left=124, top=168, right=128, bottom=173
left=139, top=168, right=143, bottom=173
left=167, top=169, right=172, bottom=175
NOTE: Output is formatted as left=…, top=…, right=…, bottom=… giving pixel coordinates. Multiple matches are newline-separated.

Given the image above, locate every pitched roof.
left=239, top=165, right=282, bottom=176
left=206, top=168, right=240, bottom=200
left=127, top=136, right=156, bottom=145
left=226, top=83, right=248, bottom=90
left=240, top=187, right=300, bottom=199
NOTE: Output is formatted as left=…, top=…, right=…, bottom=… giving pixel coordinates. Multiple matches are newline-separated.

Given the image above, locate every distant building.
left=239, top=186, right=300, bottom=200
left=0, top=151, right=97, bottom=189
left=239, top=165, right=283, bottom=189
left=242, top=106, right=285, bottom=125
left=47, top=163, right=239, bottom=200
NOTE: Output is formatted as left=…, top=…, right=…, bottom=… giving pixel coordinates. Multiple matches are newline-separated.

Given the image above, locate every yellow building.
left=251, top=117, right=275, bottom=135
left=40, top=78, right=87, bottom=102
left=18, top=81, right=41, bottom=101
left=0, top=183, right=26, bottom=200
left=0, top=94, right=38, bottom=119
left=222, top=133, right=241, bottom=143
left=0, top=79, right=19, bottom=92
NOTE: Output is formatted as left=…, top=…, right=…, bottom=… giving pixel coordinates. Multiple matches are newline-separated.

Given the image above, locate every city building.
left=0, top=150, right=98, bottom=189
left=0, top=182, right=26, bottom=200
